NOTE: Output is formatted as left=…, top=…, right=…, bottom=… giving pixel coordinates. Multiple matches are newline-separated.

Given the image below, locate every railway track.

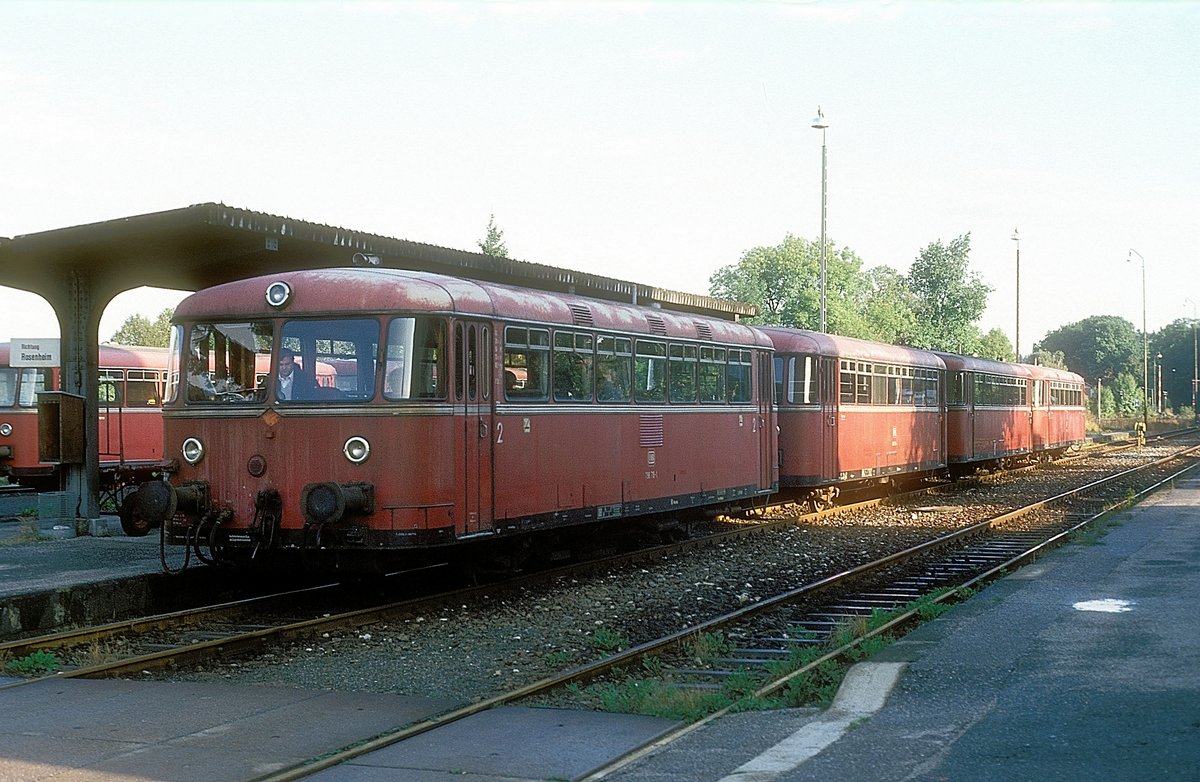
left=237, top=436, right=1199, bottom=781
left=2, top=432, right=1195, bottom=782
left=1, top=433, right=1190, bottom=689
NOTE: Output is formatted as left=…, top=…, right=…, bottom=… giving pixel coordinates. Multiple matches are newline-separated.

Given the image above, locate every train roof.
left=174, top=268, right=774, bottom=349
left=1, top=342, right=168, bottom=369
left=934, top=352, right=1083, bottom=384
left=932, top=352, right=1033, bottom=377
left=1026, top=363, right=1086, bottom=384
left=757, top=327, right=946, bottom=370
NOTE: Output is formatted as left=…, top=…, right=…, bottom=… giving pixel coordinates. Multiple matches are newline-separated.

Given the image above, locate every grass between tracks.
left=565, top=590, right=966, bottom=721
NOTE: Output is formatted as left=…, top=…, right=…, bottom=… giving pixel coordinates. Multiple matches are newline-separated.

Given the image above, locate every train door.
left=820, top=357, right=838, bottom=479
left=757, top=352, right=776, bottom=489
left=97, top=369, right=122, bottom=461
left=455, top=321, right=493, bottom=534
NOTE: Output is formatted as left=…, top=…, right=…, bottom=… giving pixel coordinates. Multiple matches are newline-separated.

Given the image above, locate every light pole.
left=1155, top=352, right=1163, bottom=415
left=812, top=106, right=829, bottom=334
left=1128, top=249, right=1148, bottom=429
left=1011, top=228, right=1020, bottom=361
left=1186, top=297, right=1198, bottom=418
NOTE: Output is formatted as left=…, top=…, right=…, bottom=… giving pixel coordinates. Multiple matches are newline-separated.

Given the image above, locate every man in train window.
left=276, top=348, right=315, bottom=401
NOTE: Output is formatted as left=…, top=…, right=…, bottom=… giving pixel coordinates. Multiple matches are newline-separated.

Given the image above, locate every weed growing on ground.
left=6, top=650, right=61, bottom=676
left=685, top=631, right=732, bottom=663
left=541, top=649, right=576, bottom=668
left=591, top=626, right=629, bottom=653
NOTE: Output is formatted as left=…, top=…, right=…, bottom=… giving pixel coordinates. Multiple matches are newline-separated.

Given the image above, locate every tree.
left=1027, top=348, right=1067, bottom=369
left=709, top=234, right=908, bottom=339
left=1036, top=315, right=1139, bottom=384
left=855, top=266, right=919, bottom=345
left=1111, top=371, right=1142, bottom=418
left=976, top=328, right=1016, bottom=362
left=906, top=234, right=991, bottom=355
left=109, top=307, right=174, bottom=347
left=1151, top=318, right=1198, bottom=414
left=478, top=214, right=508, bottom=258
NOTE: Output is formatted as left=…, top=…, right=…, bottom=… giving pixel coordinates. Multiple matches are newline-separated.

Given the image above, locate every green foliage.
left=109, top=307, right=174, bottom=347
left=1028, top=348, right=1068, bottom=369
left=6, top=650, right=61, bottom=675
left=708, top=234, right=890, bottom=338
left=906, top=233, right=991, bottom=355
left=1036, top=315, right=1140, bottom=383
left=1151, top=318, right=1199, bottom=413
left=686, top=631, right=732, bottom=661
left=1111, top=371, right=1143, bottom=417
left=976, top=328, right=1016, bottom=362
left=591, top=677, right=731, bottom=721
left=478, top=213, right=508, bottom=257
left=591, top=626, right=629, bottom=653
left=542, top=649, right=576, bottom=667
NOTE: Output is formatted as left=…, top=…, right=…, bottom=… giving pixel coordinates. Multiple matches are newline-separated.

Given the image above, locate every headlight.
left=0, top=423, right=11, bottom=437
left=265, top=281, right=292, bottom=308
left=343, top=436, right=370, bottom=464
left=181, top=437, right=205, bottom=465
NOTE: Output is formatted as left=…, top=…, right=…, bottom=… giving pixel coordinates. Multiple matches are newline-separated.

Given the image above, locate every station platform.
left=1, top=473, right=1198, bottom=781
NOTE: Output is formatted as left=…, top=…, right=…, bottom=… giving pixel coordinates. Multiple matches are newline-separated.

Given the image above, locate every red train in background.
left=936, top=353, right=1086, bottom=477
left=762, top=328, right=948, bottom=510
left=130, top=267, right=1086, bottom=571
left=0, top=344, right=169, bottom=510
left=132, top=268, right=777, bottom=569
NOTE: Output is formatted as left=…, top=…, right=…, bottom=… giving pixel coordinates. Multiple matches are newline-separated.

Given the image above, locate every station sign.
left=9, top=338, right=61, bottom=367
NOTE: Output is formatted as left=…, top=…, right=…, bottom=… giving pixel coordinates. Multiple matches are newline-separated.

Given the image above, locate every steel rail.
left=3, top=432, right=1189, bottom=694
left=249, top=440, right=1200, bottom=782
left=583, top=451, right=1200, bottom=780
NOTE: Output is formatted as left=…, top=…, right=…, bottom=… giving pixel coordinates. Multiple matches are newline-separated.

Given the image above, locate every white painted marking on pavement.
left=1073, top=598, right=1134, bottom=613
left=718, top=662, right=907, bottom=782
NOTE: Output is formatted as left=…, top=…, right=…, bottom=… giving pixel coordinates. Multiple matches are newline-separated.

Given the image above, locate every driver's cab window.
left=187, top=322, right=273, bottom=403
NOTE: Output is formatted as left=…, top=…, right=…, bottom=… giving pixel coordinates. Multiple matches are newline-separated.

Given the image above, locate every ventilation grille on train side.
left=569, top=304, right=594, bottom=327
left=646, top=314, right=668, bottom=336
left=639, top=414, right=665, bottom=447
left=693, top=321, right=713, bottom=341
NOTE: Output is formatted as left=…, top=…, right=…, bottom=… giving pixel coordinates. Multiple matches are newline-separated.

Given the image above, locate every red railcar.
left=134, top=268, right=777, bottom=569
left=937, top=353, right=1084, bottom=474
left=1029, top=364, right=1087, bottom=456
left=760, top=328, right=946, bottom=509
left=0, top=343, right=168, bottom=495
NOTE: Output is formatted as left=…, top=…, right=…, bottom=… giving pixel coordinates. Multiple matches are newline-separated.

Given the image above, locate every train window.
left=668, top=343, right=697, bottom=403
left=699, top=346, right=725, bottom=403
left=280, top=319, right=379, bottom=403
left=839, top=365, right=855, bottom=403
left=126, top=370, right=162, bottom=407
left=728, top=349, right=752, bottom=403
left=504, top=326, right=550, bottom=400
left=553, top=331, right=594, bottom=402
left=634, top=340, right=667, bottom=403
left=18, top=369, right=50, bottom=407
left=789, top=355, right=815, bottom=405
left=98, top=370, right=123, bottom=405
left=973, top=373, right=1027, bottom=407
left=187, top=321, right=273, bottom=403
left=165, top=325, right=183, bottom=404
left=948, top=372, right=966, bottom=406
left=0, top=369, right=16, bottom=407
left=596, top=335, right=631, bottom=403
left=384, top=317, right=446, bottom=401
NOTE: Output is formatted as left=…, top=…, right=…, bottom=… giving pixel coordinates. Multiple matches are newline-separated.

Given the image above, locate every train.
left=129, top=267, right=1085, bottom=571
left=0, top=343, right=169, bottom=529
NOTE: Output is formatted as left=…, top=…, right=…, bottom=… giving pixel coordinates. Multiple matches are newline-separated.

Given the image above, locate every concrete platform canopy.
left=0, top=203, right=756, bottom=521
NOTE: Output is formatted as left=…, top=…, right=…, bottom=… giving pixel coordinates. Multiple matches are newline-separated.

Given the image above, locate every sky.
left=0, top=0, right=1196, bottom=358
